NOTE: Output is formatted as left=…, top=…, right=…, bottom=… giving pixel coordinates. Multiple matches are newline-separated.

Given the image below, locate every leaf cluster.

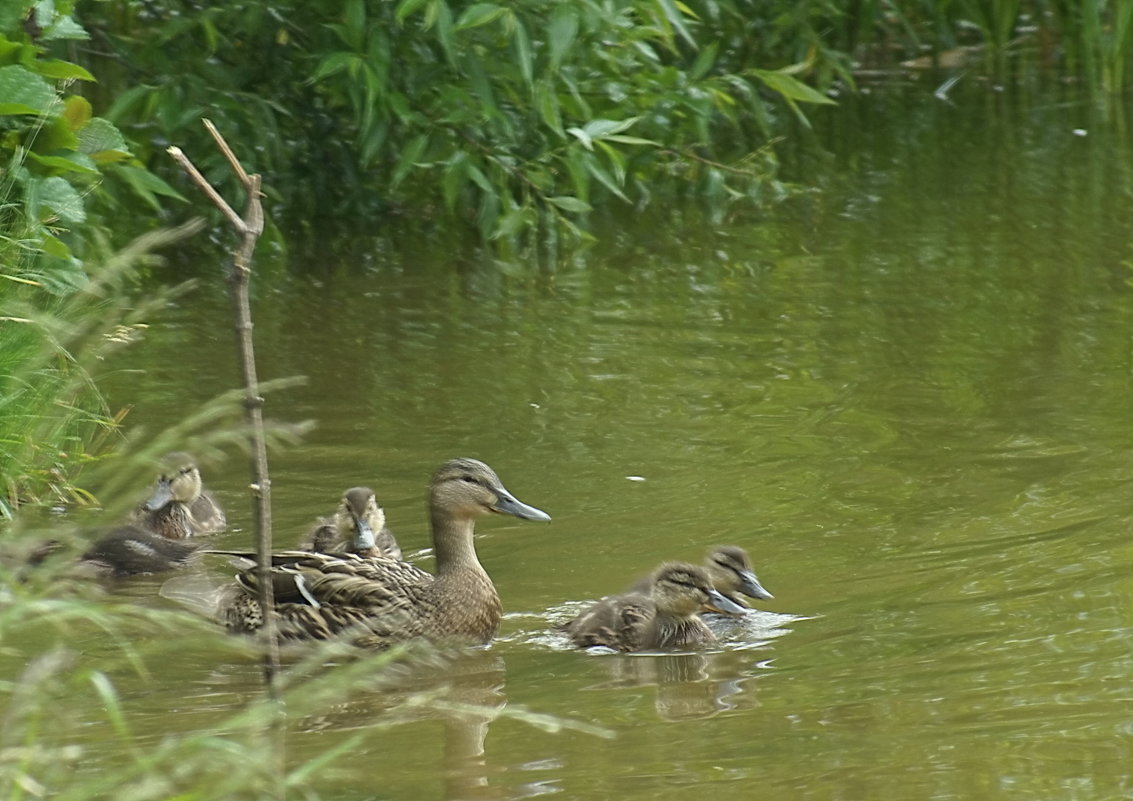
left=0, top=1, right=183, bottom=286
left=77, top=0, right=841, bottom=256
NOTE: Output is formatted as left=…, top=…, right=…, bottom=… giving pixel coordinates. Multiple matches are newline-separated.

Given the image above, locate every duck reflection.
left=292, top=648, right=507, bottom=801
left=582, top=648, right=769, bottom=721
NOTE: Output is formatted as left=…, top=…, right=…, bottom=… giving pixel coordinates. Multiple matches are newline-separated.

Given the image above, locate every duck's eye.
left=461, top=475, right=477, bottom=484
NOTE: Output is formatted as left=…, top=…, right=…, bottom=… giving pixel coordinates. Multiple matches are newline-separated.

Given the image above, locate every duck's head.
left=651, top=562, right=748, bottom=617
left=706, top=545, right=773, bottom=602
left=143, top=452, right=204, bottom=511
left=430, top=458, right=551, bottom=522
left=335, top=487, right=386, bottom=551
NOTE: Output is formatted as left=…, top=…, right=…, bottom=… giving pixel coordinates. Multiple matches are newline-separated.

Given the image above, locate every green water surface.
left=23, top=81, right=1133, bottom=799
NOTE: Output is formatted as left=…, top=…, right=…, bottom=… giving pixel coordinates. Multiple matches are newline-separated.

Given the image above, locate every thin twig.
left=203, top=118, right=253, bottom=188
left=167, top=135, right=282, bottom=690
left=166, top=146, right=245, bottom=232
left=169, top=126, right=286, bottom=800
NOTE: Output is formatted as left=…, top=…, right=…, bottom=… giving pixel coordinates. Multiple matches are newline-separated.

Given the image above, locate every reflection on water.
left=291, top=650, right=508, bottom=801
left=24, top=80, right=1133, bottom=799
left=526, top=604, right=798, bottom=723
left=574, top=649, right=765, bottom=722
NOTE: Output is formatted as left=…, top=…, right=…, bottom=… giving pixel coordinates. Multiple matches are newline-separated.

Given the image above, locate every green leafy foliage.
left=0, top=8, right=179, bottom=288
left=0, top=224, right=205, bottom=515
left=75, top=0, right=845, bottom=255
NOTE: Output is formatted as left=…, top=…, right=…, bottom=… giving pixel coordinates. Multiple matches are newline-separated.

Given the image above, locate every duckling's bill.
left=739, top=570, right=774, bottom=600
left=705, top=588, right=748, bottom=616
left=144, top=479, right=174, bottom=511
left=352, top=514, right=376, bottom=549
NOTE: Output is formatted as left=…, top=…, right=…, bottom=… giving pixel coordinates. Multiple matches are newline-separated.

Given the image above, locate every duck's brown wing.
left=564, top=592, right=654, bottom=652
left=225, top=553, right=435, bottom=644
left=82, top=526, right=202, bottom=576
left=375, top=526, right=402, bottom=561
left=190, top=490, right=227, bottom=534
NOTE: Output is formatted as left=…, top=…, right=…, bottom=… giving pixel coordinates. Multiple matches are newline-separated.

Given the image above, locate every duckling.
left=132, top=452, right=226, bottom=538
left=626, top=545, right=773, bottom=614
left=220, top=458, right=550, bottom=647
left=704, top=545, right=773, bottom=608
left=299, top=487, right=402, bottom=560
left=564, top=562, right=746, bottom=652
left=79, top=525, right=203, bottom=577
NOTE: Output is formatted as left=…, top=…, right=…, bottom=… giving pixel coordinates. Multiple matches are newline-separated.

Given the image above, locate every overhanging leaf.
left=392, top=134, right=429, bottom=188
left=751, top=69, right=836, bottom=105
left=546, top=196, right=592, bottom=213
left=582, top=117, right=641, bottom=139
left=113, top=164, right=189, bottom=210
left=548, top=5, right=579, bottom=69
left=603, top=135, right=660, bottom=146
left=77, top=117, right=130, bottom=156
left=395, top=0, right=430, bottom=22
left=456, top=3, right=507, bottom=30
left=24, top=151, right=99, bottom=175
left=690, top=42, right=718, bottom=80
left=0, top=64, right=57, bottom=115
left=35, top=59, right=95, bottom=81
left=33, top=176, right=87, bottom=225
left=566, top=127, right=593, bottom=150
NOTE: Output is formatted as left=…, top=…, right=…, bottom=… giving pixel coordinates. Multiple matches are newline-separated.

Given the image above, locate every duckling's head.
left=651, top=562, right=747, bottom=617
left=143, top=452, right=203, bottom=511
left=334, top=487, right=386, bottom=551
left=705, top=545, right=773, bottom=602
left=431, top=458, right=551, bottom=522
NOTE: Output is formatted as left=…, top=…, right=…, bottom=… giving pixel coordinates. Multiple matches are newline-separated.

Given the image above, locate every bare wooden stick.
left=166, top=146, right=245, bottom=232
left=166, top=134, right=282, bottom=694
left=204, top=118, right=253, bottom=187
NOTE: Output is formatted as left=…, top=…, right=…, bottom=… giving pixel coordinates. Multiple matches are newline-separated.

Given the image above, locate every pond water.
left=21, top=78, right=1133, bottom=799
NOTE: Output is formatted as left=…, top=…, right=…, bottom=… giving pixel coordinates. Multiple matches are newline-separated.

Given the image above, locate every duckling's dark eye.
left=461, top=475, right=477, bottom=484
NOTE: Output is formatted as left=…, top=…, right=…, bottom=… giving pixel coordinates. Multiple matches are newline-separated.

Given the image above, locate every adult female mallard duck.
left=132, top=452, right=226, bottom=538
left=221, top=458, right=550, bottom=647
left=298, top=486, right=402, bottom=560
left=564, top=562, right=746, bottom=652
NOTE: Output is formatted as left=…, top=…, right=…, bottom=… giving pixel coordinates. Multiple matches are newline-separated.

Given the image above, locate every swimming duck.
left=703, top=545, right=773, bottom=608
left=299, top=487, right=402, bottom=561
left=80, top=525, right=203, bottom=577
left=221, top=458, right=550, bottom=647
left=564, top=562, right=746, bottom=652
left=626, top=545, right=773, bottom=613
left=24, top=524, right=204, bottom=578
left=132, top=452, right=226, bottom=538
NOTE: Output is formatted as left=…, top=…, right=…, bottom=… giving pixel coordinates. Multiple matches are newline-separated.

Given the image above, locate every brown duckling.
left=626, top=545, right=773, bottom=614
left=24, top=525, right=203, bottom=578
left=80, top=525, right=203, bottom=577
left=564, top=562, right=747, bottom=652
left=220, top=458, right=550, bottom=647
left=704, top=545, right=773, bottom=608
left=132, top=452, right=226, bottom=538
left=298, top=486, right=402, bottom=560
